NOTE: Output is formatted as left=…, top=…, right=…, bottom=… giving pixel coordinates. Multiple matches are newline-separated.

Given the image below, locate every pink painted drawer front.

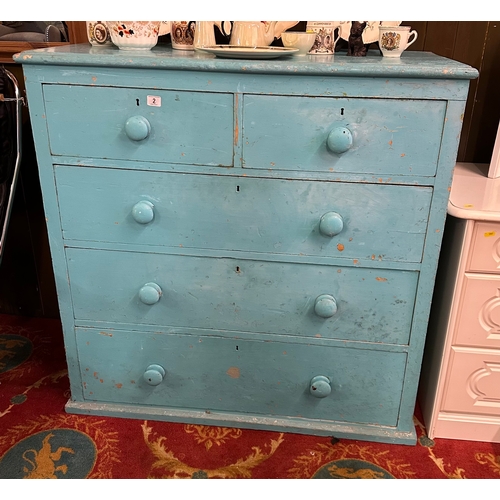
left=442, top=348, right=500, bottom=416
left=468, top=222, right=500, bottom=273
left=454, top=274, right=500, bottom=349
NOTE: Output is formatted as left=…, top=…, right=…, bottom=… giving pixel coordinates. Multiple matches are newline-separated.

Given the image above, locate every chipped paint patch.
left=485, top=231, right=496, bottom=237
left=464, top=204, right=473, bottom=208
left=315, top=334, right=322, bottom=338
left=226, top=366, right=240, bottom=379
left=337, top=243, right=345, bottom=251
left=99, top=331, right=113, bottom=337
left=92, top=76, right=97, bottom=82
left=353, top=259, right=359, bottom=264
left=376, top=277, right=387, bottom=282
left=115, top=383, right=123, bottom=389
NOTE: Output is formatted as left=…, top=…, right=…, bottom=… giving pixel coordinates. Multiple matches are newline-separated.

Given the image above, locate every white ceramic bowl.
left=281, top=31, right=317, bottom=55
left=106, top=21, right=160, bottom=50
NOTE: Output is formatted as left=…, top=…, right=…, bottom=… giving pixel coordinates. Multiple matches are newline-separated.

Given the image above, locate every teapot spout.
left=274, top=21, right=299, bottom=39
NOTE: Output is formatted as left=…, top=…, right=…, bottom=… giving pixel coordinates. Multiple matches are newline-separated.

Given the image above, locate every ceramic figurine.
left=347, top=21, right=368, bottom=56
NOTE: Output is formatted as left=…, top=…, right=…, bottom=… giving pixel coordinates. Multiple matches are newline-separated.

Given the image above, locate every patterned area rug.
left=0, top=313, right=499, bottom=480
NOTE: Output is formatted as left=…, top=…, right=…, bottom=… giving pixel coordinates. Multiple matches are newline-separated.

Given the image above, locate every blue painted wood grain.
left=66, top=248, right=418, bottom=345
left=54, top=165, right=432, bottom=263
left=76, top=327, right=407, bottom=427
left=43, top=84, right=234, bottom=166
left=243, top=95, right=446, bottom=176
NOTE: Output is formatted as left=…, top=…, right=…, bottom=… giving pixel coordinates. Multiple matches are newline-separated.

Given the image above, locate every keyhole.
left=236, top=346, right=239, bottom=350
left=340, top=108, right=344, bottom=115
left=236, top=185, right=240, bottom=192
left=236, top=266, right=241, bottom=273
left=136, top=99, right=140, bottom=106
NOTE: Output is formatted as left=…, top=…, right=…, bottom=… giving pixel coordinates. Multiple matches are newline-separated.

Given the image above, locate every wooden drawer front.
left=43, top=84, right=234, bottom=166
left=468, top=222, right=500, bottom=273
left=242, top=95, right=446, bottom=176
left=442, top=348, right=500, bottom=416
left=454, top=274, right=500, bottom=349
left=55, top=166, right=432, bottom=263
left=67, top=249, right=418, bottom=345
left=77, top=327, right=406, bottom=426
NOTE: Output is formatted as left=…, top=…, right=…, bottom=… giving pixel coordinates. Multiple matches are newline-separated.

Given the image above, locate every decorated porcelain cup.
left=170, top=21, right=196, bottom=50
left=86, top=21, right=112, bottom=46
left=281, top=32, right=317, bottom=55
left=106, top=21, right=161, bottom=50
left=378, top=25, right=418, bottom=57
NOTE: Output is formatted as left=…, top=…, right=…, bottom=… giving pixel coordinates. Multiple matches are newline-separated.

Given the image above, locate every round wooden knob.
left=314, top=294, right=338, bottom=318
left=309, top=375, right=331, bottom=398
left=125, top=115, right=151, bottom=141
left=139, top=282, right=162, bottom=305
left=143, top=364, right=166, bottom=386
left=132, top=200, right=154, bottom=224
left=319, top=212, right=344, bottom=237
left=327, top=127, right=353, bottom=154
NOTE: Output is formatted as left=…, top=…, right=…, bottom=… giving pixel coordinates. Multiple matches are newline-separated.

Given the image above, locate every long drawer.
left=43, top=84, right=234, bottom=166
left=55, top=166, right=432, bottom=263
left=67, top=248, right=418, bottom=345
left=242, top=95, right=446, bottom=176
left=77, top=327, right=407, bottom=427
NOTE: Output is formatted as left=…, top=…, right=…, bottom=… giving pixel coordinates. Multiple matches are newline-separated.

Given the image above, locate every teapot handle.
left=215, top=21, right=232, bottom=37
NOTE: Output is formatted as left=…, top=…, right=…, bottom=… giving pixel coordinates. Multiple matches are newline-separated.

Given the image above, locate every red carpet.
left=1, top=313, right=499, bottom=479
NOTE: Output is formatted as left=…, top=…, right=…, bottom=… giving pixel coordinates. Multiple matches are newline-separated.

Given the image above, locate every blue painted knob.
left=319, top=212, right=344, bottom=237
left=125, top=115, right=151, bottom=141
left=309, top=375, right=331, bottom=398
left=139, top=282, right=162, bottom=305
left=143, top=364, right=166, bottom=386
left=132, top=200, right=154, bottom=224
left=314, top=294, right=338, bottom=318
left=327, top=127, right=353, bottom=154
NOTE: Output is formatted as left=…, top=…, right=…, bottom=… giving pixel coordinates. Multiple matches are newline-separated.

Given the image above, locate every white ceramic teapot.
left=229, top=21, right=298, bottom=46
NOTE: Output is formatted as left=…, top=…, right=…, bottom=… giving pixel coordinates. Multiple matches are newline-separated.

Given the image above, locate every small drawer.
left=468, top=222, right=500, bottom=273
left=242, top=95, right=446, bottom=176
left=454, top=274, right=500, bottom=349
left=442, top=347, right=500, bottom=417
left=43, top=84, right=234, bottom=167
left=67, top=249, right=419, bottom=345
left=77, top=327, right=407, bottom=427
left=55, top=165, right=432, bottom=263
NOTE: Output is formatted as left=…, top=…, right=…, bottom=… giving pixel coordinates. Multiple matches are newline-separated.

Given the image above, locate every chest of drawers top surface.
left=16, top=44, right=477, bottom=79
left=18, top=45, right=477, bottom=445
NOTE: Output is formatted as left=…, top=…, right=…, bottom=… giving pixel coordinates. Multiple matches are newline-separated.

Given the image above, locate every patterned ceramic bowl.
left=106, top=21, right=161, bottom=50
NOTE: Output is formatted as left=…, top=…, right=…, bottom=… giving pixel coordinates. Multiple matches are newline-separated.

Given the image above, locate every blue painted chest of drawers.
left=17, top=45, right=477, bottom=444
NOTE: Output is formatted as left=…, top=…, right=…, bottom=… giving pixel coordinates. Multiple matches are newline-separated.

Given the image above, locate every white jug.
left=194, top=21, right=231, bottom=48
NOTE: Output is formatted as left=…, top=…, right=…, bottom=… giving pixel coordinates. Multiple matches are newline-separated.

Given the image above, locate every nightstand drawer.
left=242, top=95, right=446, bottom=176
left=442, top=348, right=500, bottom=416
left=454, top=274, right=500, bottom=349
left=67, top=249, right=418, bottom=345
left=77, top=327, right=406, bottom=427
left=43, top=84, right=234, bottom=166
left=55, top=165, right=432, bottom=263
left=468, top=222, right=500, bottom=273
